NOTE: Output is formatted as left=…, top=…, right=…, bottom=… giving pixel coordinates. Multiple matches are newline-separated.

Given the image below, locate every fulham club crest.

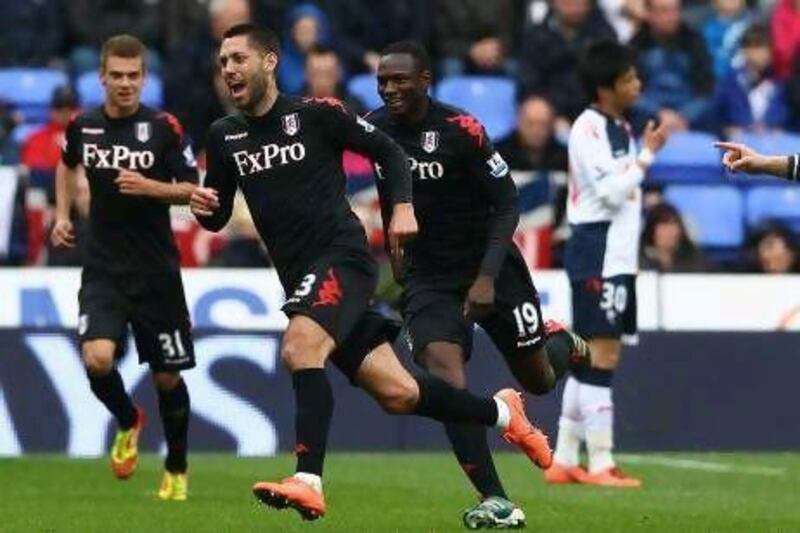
left=421, top=131, right=439, bottom=153
left=282, top=113, right=300, bottom=136
left=135, top=122, right=151, bottom=143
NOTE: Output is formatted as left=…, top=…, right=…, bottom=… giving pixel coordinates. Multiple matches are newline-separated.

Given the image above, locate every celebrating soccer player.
left=551, top=41, right=668, bottom=487
left=51, top=35, right=198, bottom=499
left=191, top=24, right=552, bottom=521
left=367, top=41, right=593, bottom=528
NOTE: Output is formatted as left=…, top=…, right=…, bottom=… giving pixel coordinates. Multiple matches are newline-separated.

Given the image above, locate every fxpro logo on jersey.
left=82, top=143, right=155, bottom=170
left=232, top=143, right=307, bottom=177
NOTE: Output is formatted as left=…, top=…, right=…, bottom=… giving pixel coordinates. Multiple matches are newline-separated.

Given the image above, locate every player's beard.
left=242, top=72, right=269, bottom=114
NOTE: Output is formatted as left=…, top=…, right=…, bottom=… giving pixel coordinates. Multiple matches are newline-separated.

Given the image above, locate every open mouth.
left=386, top=98, right=404, bottom=110
left=228, top=81, right=247, bottom=98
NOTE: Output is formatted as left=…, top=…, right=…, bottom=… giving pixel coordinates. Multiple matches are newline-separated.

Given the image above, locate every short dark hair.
left=306, top=44, right=337, bottom=58
left=223, top=23, right=280, bottom=58
left=740, top=23, right=770, bottom=49
left=579, top=40, right=637, bottom=102
left=380, top=41, right=432, bottom=73
left=101, top=34, right=146, bottom=72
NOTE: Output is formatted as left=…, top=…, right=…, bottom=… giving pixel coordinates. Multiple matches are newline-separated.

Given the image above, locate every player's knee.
left=82, top=347, right=114, bottom=376
left=281, top=333, right=327, bottom=372
left=417, top=345, right=466, bottom=388
left=518, top=372, right=555, bottom=396
left=152, top=371, right=181, bottom=391
left=377, top=379, right=419, bottom=415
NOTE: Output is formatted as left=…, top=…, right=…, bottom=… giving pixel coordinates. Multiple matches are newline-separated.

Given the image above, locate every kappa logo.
left=281, top=113, right=300, bottom=136
left=224, top=132, right=248, bottom=141
left=135, top=122, right=151, bottom=143
left=421, top=131, right=439, bottom=154
left=312, top=268, right=342, bottom=307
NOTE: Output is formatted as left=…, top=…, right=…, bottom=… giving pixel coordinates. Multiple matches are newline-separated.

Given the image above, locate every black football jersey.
left=62, top=105, right=198, bottom=272
left=368, top=99, right=519, bottom=287
left=199, top=95, right=411, bottom=291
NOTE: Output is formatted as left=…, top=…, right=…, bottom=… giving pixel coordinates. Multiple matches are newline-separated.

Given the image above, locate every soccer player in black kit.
left=51, top=35, right=197, bottom=500
left=190, top=24, right=552, bottom=521
left=368, top=41, right=594, bottom=529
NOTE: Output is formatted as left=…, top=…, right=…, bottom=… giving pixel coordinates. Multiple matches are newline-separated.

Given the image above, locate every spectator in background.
left=303, top=46, right=366, bottom=114
left=279, top=4, right=332, bottom=94
left=711, top=24, right=790, bottom=137
left=518, top=0, right=616, bottom=126
left=496, top=95, right=568, bottom=172
left=640, top=203, right=706, bottom=272
left=0, top=0, right=65, bottom=67
left=325, top=0, right=431, bottom=74
left=66, top=0, right=165, bottom=75
left=702, top=0, right=752, bottom=79
left=0, top=99, right=22, bottom=164
left=207, top=194, right=271, bottom=268
left=597, top=0, right=646, bottom=42
left=164, top=0, right=252, bottom=153
left=631, top=0, right=714, bottom=132
left=771, top=0, right=800, bottom=80
left=746, top=222, right=799, bottom=273
left=433, top=0, right=516, bottom=77
left=47, top=171, right=90, bottom=267
left=21, top=86, right=79, bottom=196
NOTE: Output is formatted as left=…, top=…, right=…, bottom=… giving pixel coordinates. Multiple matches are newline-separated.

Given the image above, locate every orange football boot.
left=252, top=477, right=326, bottom=520
left=111, top=406, right=145, bottom=480
left=581, top=466, right=642, bottom=488
left=494, top=388, right=553, bottom=469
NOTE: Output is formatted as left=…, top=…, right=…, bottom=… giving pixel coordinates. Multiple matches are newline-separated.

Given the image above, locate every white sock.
left=579, top=382, right=615, bottom=474
left=293, top=472, right=323, bottom=494
left=494, top=397, right=511, bottom=429
left=553, top=377, right=583, bottom=467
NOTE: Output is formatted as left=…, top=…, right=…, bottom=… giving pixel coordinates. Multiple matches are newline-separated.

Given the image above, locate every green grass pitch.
left=1, top=452, right=798, bottom=532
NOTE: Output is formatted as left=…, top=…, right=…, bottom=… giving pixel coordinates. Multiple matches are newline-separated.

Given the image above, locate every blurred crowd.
left=1, top=0, right=800, bottom=274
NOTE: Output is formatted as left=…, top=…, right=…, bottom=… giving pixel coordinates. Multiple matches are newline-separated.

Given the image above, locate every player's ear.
left=263, top=51, right=278, bottom=72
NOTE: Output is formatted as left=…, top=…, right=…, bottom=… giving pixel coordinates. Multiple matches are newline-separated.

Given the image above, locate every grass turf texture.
left=1, top=453, right=798, bottom=532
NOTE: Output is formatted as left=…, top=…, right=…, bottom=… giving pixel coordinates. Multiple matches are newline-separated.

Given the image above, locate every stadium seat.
left=0, top=68, right=69, bottom=123
left=435, top=76, right=516, bottom=140
left=11, top=123, right=42, bottom=145
left=648, top=131, right=723, bottom=183
left=731, top=131, right=800, bottom=156
left=745, top=186, right=800, bottom=231
left=346, top=74, right=383, bottom=112
left=665, top=184, right=744, bottom=247
left=76, top=71, right=163, bottom=108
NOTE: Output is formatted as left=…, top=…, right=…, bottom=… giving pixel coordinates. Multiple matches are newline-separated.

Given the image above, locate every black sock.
left=88, top=369, right=136, bottom=430
left=157, top=378, right=190, bottom=473
left=412, top=374, right=498, bottom=426
left=445, top=423, right=507, bottom=499
left=292, top=368, right=334, bottom=476
left=546, top=330, right=592, bottom=380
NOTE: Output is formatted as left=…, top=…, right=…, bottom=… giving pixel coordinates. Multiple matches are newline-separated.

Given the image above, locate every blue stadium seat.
left=435, top=76, right=516, bottom=140
left=745, top=186, right=800, bottom=231
left=649, top=131, right=723, bottom=183
left=731, top=131, right=800, bottom=156
left=76, top=71, right=163, bottom=108
left=346, top=74, right=383, bottom=112
left=11, top=123, right=41, bottom=145
left=0, top=68, right=69, bottom=123
left=665, top=184, right=744, bottom=247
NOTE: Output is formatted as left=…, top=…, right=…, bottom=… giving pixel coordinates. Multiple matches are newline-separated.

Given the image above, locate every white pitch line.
left=618, top=454, right=786, bottom=477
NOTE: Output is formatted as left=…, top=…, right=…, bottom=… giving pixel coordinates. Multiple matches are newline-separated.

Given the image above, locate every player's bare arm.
left=51, top=160, right=78, bottom=248
left=115, top=169, right=197, bottom=204
left=387, top=202, right=418, bottom=264
left=189, top=187, right=220, bottom=218
left=714, top=141, right=797, bottom=179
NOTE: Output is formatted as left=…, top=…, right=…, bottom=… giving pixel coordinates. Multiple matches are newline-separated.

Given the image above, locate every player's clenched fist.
left=190, top=187, right=220, bottom=217
left=387, top=202, right=418, bottom=263
left=51, top=218, right=75, bottom=248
